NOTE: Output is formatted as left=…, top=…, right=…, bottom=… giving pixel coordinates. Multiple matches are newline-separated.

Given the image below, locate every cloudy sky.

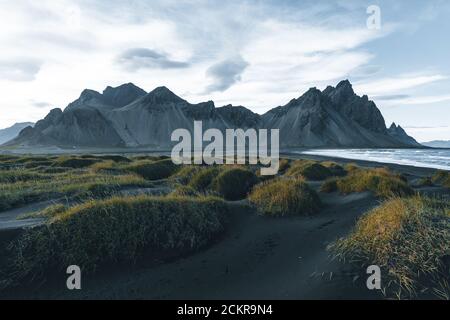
left=0, top=0, right=449, bottom=142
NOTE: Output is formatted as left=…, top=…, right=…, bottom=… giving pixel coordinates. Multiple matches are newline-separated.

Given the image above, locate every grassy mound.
left=53, top=157, right=100, bottom=168
left=249, top=178, right=321, bottom=216
left=286, top=160, right=334, bottom=180
left=0, top=169, right=49, bottom=183
left=329, top=196, right=450, bottom=299
left=321, top=161, right=347, bottom=177
left=432, top=170, right=450, bottom=188
left=124, top=159, right=179, bottom=180
left=171, top=166, right=203, bottom=185
left=212, top=168, right=258, bottom=200
left=0, top=171, right=150, bottom=211
left=320, top=177, right=338, bottom=193
left=320, top=167, right=414, bottom=198
left=169, top=185, right=200, bottom=197
left=81, top=155, right=131, bottom=163
left=189, top=167, right=222, bottom=191
left=416, top=177, right=434, bottom=187
left=278, top=159, right=291, bottom=173
left=1, top=195, right=229, bottom=289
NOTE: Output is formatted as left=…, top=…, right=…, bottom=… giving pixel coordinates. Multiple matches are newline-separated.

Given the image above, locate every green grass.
left=170, top=165, right=204, bottom=185
left=189, top=167, right=223, bottom=191
left=249, top=178, right=322, bottom=216
left=286, top=160, right=335, bottom=180
left=0, top=169, right=50, bottom=183
left=1, top=195, right=230, bottom=289
left=124, top=159, right=179, bottom=180
left=432, top=170, right=450, bottom=188
left=212, top=168, right=258, bottom=201
left=329, top=196, right=450, bottom=299
left=169, top=185, right=200, bottom=197
left=0, top=170, right=151, bottom=211
left=320, top=167, right=414, bottom=198
left=321, top=161, right=347, bottom=177
left=417, top=177, right=434, bottom=187
left=52, top=157, right=101, bottom=168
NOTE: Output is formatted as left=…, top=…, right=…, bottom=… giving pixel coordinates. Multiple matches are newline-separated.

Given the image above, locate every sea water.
left=297, top=148, right=450, bottom=171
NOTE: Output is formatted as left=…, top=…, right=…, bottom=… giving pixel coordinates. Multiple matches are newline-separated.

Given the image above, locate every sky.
left=0, top=0, right=449, bottom=142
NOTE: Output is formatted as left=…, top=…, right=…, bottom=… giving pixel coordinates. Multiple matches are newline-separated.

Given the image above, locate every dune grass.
left=432, top=170, right=450, bottom=188
left=416, top=176, right=434, bottom=187
left=52, top=157, right=101, bottom=168
left=249, top=178, right=321, bottom=216
left=123, top=158, right=179, bottom=180
left=329, top=196, right=450, bottom=299
left=320, top=167, right=414, bottom=198
left=0, top=170, right=151, bottom=211
left=212, top=167, right=258, bottom=201
left=169, top=185, right=200, bottom=197
left=170, top=165, right=204, bottom=185
left=286, top=160, right=339, bottom=181
left=0, top=195, right=230, bottom=289
left=286, top=160, right=347, bottom=181
left=0, top=169, right=51, bottom=183
left=189, top=167, right=223, bottom=192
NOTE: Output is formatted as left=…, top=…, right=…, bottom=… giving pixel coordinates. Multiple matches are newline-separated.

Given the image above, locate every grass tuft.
left=212, top=168, right=258, bottom=200
left=249, top=178, right=321, bottom=216
left=286, top=160, right=335, bottom=180
left=329, top=196, right=450, bottom=299
left=124, top=159, right=179, bottom=180
left=1, top=195, right=230, bottom=289
left=320, top=167, right=414, bottom=198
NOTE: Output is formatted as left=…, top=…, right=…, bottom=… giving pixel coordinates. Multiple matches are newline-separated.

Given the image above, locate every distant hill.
left=422, top=140, right=450, bottom=148
left=5, top=80, right=421, bottom=149
left=0, top=122, right=34, bottom=145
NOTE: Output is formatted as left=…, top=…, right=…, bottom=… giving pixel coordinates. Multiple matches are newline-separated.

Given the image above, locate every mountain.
left=0, top=122, right=34, bottom=145
left=5, top=80, right=421, bottom=149
left=387, top=123, right=422, bottom=147
left=422, top=140, right=450, bottom=148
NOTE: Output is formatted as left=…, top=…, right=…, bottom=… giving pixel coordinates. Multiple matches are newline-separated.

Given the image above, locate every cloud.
left=30, top=100, right=52, bottom=108
left=205, top=56, right=249, bottom=92
left=404, top=125, right=449, bottom=129
left=0, top=59, right=42, bottom=82
left=355, top=74, right=447, bottom=96
left=116, top=48, right=190, bottom=71
left=374, top=93, right=450, bottom=105
left=374, top=94, right=411, bottom=101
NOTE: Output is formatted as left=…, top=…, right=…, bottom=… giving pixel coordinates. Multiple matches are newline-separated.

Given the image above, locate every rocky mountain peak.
left=6, top=79, right=422, bottom=149
left=387, top=122, right=421, bottom=146
left=102, top=83, right=147, bottom=108
left=217, top=104, right=261, bottom=128
left=323, top=80, right=386, bottom=133
left=142, top=86, right=185, bottom=105
left=336, top=79, right=354, bottom=92
left=79, top=89, right=102, bottom=101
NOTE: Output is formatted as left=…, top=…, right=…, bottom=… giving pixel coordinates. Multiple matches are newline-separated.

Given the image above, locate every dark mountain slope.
left=5, top=80, right=421, bottom=149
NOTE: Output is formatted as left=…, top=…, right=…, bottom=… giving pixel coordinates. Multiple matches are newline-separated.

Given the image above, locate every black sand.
left=0, top=154, right=448, bottom=300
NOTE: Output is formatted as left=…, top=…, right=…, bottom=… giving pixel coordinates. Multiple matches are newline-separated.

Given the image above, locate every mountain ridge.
left=4, top=80, right=422, bottom=149
left=0, top=122, right=35, bottom=145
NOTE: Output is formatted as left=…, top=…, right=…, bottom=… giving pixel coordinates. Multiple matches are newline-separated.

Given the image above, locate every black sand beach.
left=0, top=154, right=448, bottom=300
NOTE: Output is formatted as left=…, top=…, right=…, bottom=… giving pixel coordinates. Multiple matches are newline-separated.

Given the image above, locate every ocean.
left=297, top=148, right=450, bottom=171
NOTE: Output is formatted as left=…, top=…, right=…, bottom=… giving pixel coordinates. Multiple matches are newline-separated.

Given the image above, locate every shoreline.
left=1, top=147, right=448, bottom=174
left=282, top=152, right=445, bottom=176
